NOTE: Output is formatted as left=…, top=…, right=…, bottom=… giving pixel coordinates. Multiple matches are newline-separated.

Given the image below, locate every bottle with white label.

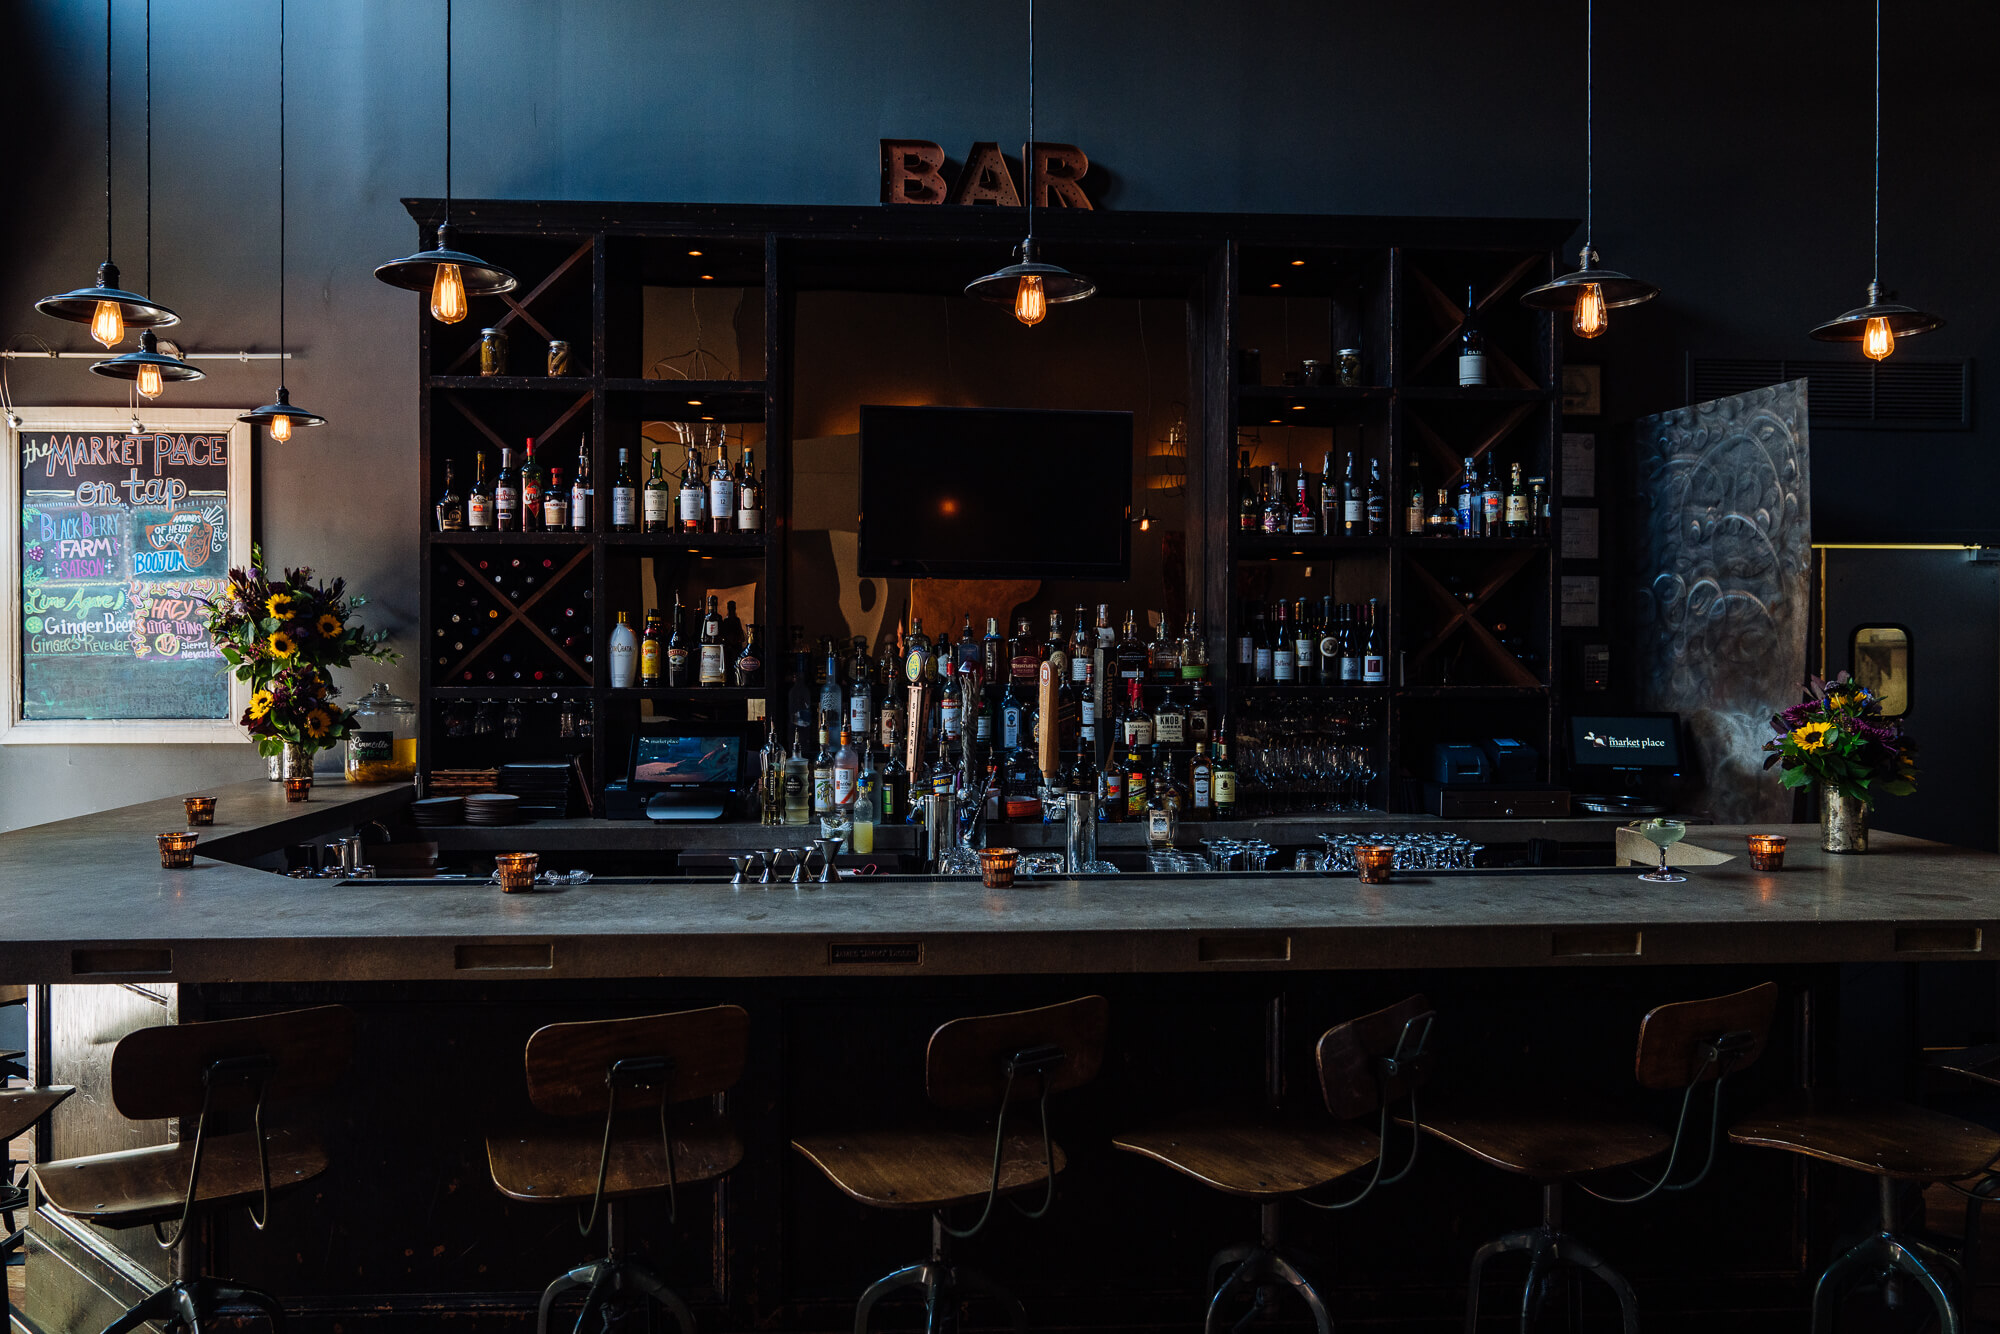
left=493, top=446, right=519, bottom=531
left=832, top=727, right=861, bottom=811
left=1458, top=284, right=1487, bottom=387
left=608, top=612, right=638, bottom=688
left=736, top=447, right=761, bottom=531
left=708, top=444, right=737, bottom=534
left=1271, top=603, right=1296, bottom=683
left=642, top=448, right=672, bottom=532
left=698, top=596, right=727, bottom=686
left=678, top=447, right=704, bottom=532
left=609, top=448, right=638, bottom=532
left=569, top=437, right=593, bottom=532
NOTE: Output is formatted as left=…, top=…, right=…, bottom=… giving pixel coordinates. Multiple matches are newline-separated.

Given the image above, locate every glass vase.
left=280, top=742, right=315, bottom=782
left=1821, top=787, right=1870, bottom=854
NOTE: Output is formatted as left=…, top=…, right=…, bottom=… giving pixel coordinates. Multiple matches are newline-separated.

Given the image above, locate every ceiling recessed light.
left=700, top=415, right=714, bottom=421
left=687, top=399, right=703, bottom=405
left=1291, top=404, right=1305, bottom=410
left=1269, top=282, right=1282, bottom=289
left=1290, top=259, right=1306, bottom=267
left=699, top=274, right=715, bottom=281
left=688, top=249, right=703, bottom=257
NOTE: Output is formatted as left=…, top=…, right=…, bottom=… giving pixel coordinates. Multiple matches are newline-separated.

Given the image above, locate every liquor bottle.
left=832, top=726, right=861, bottom=811
left=543, top=467, right=568, bottom=532
left=1362, top=598, right=1388, bottom=684
left=1404, top=457, right=1425, bottom=535
left=663, top=594, right=690, bottom=686
left=1147, top=742, right=1185, bottom=846
left=736, top=447, right=761, bottom=531
left=1187, top=677, right=1212, bottom=747
left=734, top=622, right=763, bottom=686
left=1188, top=740, right=1214, bottom=817
left=1043, top=609, right=1065, bottom=664
left=1098, top=749, right=1126, bottom=821
left=848, top=640, right=874, bottom=742
left=999, top=672, right=1028, bottom=753
left=1271, top=602, right=1295, bottom=683
left=1319, top=451, right=1338, bottom=535
left=811, top=715, right=833, bottom=820
left=1124, top=742, right=1150, bottom=823
left=957, top=616, right=981, bottom=675
left=905, top=617, right=932, bottom=685
left=1236, top=607, right=1257, bottom=673
left=1252, top=606, right=1273, bottom=685
left=1070, top=605, right=1092, bottom=682
left=1075, top=657, right=1098, bottom=750
left=1292, top=599, right=1316, bottom=688
left=1529, top=476, right=1550, bottom=537
left=940, top=663, right=963, bottom=743
left=1150, top=614, right=1180, bottom=678
left=1116, top=610, right=1149, bottom=682
left=1342, top=450, right=1363, bottom=536
left=570, top=438, right=593, bottom=531
left=1119, top=678, right=1155, bottom=750
left=1290, top=466, right=1317, bottom=536
left=609, top=448, right=638, bottom=532
left=981, top=617, right=1005, bottom=682
left=722, top=600, right=745, bottom=665
left=1504, top=462, right=1530, bottom=538
left=1237, top=448, right=1259, bottom=532
left=1066, top=713, right=1100, bottom=795
left=1429, top=487, right=1457, bottom=536
left=678, top=447, right=704, bottom=533
left=1007, top=615, right=1037, bottom=686
left=1153, top=686, right=1187, bottom=749
left=494, top=446, right=520, bottom=531
left=643, top=447, right=672, bottom=532
left=639, top=609, right=663, bottom=687
left=1211, top=736, right=1238, bottom=819
left=1341, top=604, right=1364, bottom=684
left=851, top=764, right=877, bottom=854
left=1317, top=596, right=1341, bottom=683
left=877, top=646, right=902, bottom=754
left=708, top=443, right=736, bottom=534
left=435, top=459, right=465, bottom=531
left=699, top=596, right=726, bottom=686
left=783, top=726, right=811, bottom=824
left=609, top=611, right=637, bottom=688
left=1095, top=603, right=1116, bottom=651
left=1481, top=465, right=1503, bottom=536
left=1002, top=744, right=1044, bottom=822
left=521, top=438, right=544, bottom=531
left=1458, top=284, right=1487, bottom=387
left=879, top=732, right=907, bottom=825
left=1261, top=464, right=1286, bottom=534
left=1457, top=457, right=1480, bottom=537
left=467, top=452, right=495, bottom=530
left=1366, top=455, right=1386, bottom=535
left=817, top=644, right=843, bottom=723
left=1180, top=612, right=1206, bottom=682
left=760, top=722, right=786, bottom=826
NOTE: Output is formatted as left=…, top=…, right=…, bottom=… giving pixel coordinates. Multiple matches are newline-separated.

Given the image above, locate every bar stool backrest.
left=1633, top=982, right=1778, bottom=1091
left=110, top=1005, right=355, bottom=1121
left=524, top=1004, right=750, bottom=1116
left=1315, top=993, right=1435, bottom=1121
left=925, top=995, right=1109, bottom=1113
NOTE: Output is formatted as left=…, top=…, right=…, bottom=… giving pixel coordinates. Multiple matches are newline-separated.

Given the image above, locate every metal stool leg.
left=206, top=1279, right=286, bottom=1332
left=1811, top=1234, right=1892, bottom=1334
left=567, top=1262, right=613, bottom=1334
left=855, top=1262, right=934, bottom=1334
left=626, top=1262, right=697, bottom=1334
left=1207, top=1256, right=1261, bottom=1334
left=1465, top=1231, right=1536, bottom=1334
left=1518, top=1236, right=1552, bottom=1334
left=1558, top=1236, right=1638, bottom=1334
left=100, top=1284, right=183, bottom=1334
left=1888, top=1238, right=1961, bottom=1334
left=1206, top=1241, right=1261, bottom=1294
left=535, top=1262, right=601, bottom=1334
left=1265, top=1250, right=1333, bottom=1334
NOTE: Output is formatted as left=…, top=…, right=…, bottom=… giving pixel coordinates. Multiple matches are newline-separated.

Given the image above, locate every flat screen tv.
left=857, top=405, right=1132, bottom=579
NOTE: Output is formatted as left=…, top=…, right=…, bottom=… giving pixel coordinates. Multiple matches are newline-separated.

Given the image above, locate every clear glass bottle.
left=345, top=682, right=417, bottom=784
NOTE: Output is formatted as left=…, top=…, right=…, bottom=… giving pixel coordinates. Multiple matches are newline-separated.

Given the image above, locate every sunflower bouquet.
left=201, top=551, right=396, bottom=759
left=1763, top=672, right=1916, bottom=803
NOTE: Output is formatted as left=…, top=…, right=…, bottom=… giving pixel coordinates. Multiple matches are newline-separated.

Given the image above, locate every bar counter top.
left=2, top=777, right=1994, bottom=982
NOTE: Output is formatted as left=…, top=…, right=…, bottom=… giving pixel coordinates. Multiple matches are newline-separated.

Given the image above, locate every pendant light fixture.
left=1809, top=0, right=1941, bottom=360
left=239, top=0, right=324, bottom=443
left=37, top=0, right=180, bottom=347
left=93, top=0, right=200, bottom=398
left=965, top=0, right=1094, bottom=326
left=374, top=0, right=516, bottom=321
left=1519, top=0, right=1658, bottom=337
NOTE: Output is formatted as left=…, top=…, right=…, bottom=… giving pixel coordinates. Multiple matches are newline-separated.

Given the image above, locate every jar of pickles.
left=345, top=682, right=418, bottom=783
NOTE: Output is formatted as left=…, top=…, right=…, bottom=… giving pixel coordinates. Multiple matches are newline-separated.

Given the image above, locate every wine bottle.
left=736, top=447, right=761, bottom=531
left=467, top=452, right=494, bottom=530
left=1504, top=461, right=1530, bottom=538
left=665, top=594, right=690, bottom=687
left=1362, top=598, right=1387, bottom=684
left=494, top=446, right=520, bottom=531
left=1342, top=449, right=1363, bottom=536
left=734, top=622, right=763, bottom=686
left=1290, top=467, right=1317, bottom=536
left=643, top=447, right=672, bottom=533
left=609, top=448, right=638, bottom=532
left=521, top=438, right=544, bottom=532
left=1366, top=455, right=1385, bottom=535
left=570, top=437, right=593, bottom=531
left=699, top=595, right=726, bottom=686
left=435, top=459, right=465, bottom=531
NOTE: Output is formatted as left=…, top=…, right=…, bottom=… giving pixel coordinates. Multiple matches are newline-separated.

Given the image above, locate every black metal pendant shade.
left=1519, top=250, right=1659, bottom=311
left=238, top=384, right=326, bottom=432
left=375, top=223, right=517, bottom=296
left=966, top=249, right=1097, bottom=305
left=1809, top=280, right=1943, bottom=341
left=37, top=261, right=180, bottom=330
left=89, top=330, right=202, bottom=384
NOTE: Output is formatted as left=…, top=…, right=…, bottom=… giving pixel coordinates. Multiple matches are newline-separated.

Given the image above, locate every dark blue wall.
left=2, top=0, right=1994, bottom=827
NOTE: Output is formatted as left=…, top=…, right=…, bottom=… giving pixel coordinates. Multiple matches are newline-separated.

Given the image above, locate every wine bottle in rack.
left=521, top=437, right=544, bottom=532
left=435, top=458, right=465, bottom=531
left=570, top=437, right=593, bottom=531
left=467, top=452, right=494, bottom=530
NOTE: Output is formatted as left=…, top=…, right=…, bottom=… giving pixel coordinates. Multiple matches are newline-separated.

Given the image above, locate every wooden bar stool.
left=1113, top=994, right=1435, bottom=1334
left=793, top=994, right=1109, bottom=1334
left=1413, top=981, right=1777, bottom=1334
left=486, top=1004, right=750, bottom=1334
left=31, top=1005, right=355, bottom=1334
left=3, top=1083, right=76, bottom=1331
left=1730, top=1095, right=2000, bottom=1334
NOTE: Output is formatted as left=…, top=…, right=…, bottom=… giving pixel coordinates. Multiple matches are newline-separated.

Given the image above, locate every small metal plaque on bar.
left=1551, top=930, right=1643, bottom=958
left=828, top=941, right=923, bottom=966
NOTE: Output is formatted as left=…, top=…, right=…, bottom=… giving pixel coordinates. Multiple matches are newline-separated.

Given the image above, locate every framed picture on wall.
left=1561, top=364, right=1603, bottom=416
left=2, top=407, right=253, bottom=744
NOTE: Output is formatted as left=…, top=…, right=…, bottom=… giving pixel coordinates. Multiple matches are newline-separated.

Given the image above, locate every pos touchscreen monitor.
left=1568, top=714, right=1682, bottom=773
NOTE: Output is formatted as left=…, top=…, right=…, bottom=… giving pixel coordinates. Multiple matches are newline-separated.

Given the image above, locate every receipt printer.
left=1430, top=743, right=1490, bottom=785
left=1481, top=738, right=1539, bottom=785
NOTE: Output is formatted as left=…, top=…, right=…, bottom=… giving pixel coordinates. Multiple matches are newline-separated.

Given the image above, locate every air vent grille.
left=1686, top=356, right=1970, bottom=429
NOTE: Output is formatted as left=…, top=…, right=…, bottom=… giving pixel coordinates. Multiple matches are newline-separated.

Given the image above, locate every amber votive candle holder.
left=495, top=852, right=541, bottom=893
left=283, top=776, right=313, bottom=803
left=1748, top=834, right=1787, bottom=871
left=1355, top=844, right=1396, bottom=885
left=183, top=796, right=217, bottom=826
left=158, top=831, right=199, bottom=869
left=980, top=847, right=1019, bottom=889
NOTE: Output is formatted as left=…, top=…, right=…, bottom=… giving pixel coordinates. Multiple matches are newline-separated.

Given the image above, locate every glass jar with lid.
left=345, top=682, right=418, bottom=783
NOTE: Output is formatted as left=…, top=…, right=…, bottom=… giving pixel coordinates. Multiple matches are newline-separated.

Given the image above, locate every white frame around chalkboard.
left=2, top=407, right=254, bottom=745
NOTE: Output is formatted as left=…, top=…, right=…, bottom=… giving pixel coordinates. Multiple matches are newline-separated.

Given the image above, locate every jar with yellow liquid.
left=346, top=682, right=418, bottom=783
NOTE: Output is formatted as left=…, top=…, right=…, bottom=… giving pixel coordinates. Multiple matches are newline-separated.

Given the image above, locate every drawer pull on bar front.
left=1197, top=935, right=1291, bottom=964
left=1895, top=927, right=1983, bottom=954
left=1551, top=930, right=1642, bottom=958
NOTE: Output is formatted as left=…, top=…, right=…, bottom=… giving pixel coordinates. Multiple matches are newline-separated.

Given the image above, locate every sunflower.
left=1791, top=721, right=1834, bottom=753
left=268, top=630, right=298, bottom=658
left=316, top=613, right=343, bottom=637
left=247, top=689, right=274, bottom=719
left=304, top=708, right=334, bottom=740
left=265, top=592, right=295, bottom=620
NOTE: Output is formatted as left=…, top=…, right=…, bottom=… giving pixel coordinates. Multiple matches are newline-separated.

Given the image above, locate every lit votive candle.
left=495, top=852, right=541, bottom=893
left=980, top=846, right=1020, bottom=889
left=1747, top=834, right=1787, bottom=871
left=283, top=776, right=313, bottom=803
left=1355, top=844, right=1396, bottom=885
left=158, top=831, right=199, bottom=869
left=183, top=796, right=217, bottom=826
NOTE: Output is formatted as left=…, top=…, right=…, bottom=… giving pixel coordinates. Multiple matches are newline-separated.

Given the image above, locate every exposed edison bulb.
left=1137, top=512, right=1152, bottom=532
left=1862, top=315, right=1895, bottom=361
left=136, top=362, right=164, bottom=399
left=1014, top=273, right=1047, bottom=327
left=90, top=300, right=125, bottom=348
left=1573, top=283, right=1608, bottom=339
left=430, top=262, right=468, bottom=324
left=269, top=412, right=294, bottom=443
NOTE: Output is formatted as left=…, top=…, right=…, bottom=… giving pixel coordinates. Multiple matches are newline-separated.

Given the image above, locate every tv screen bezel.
left=856, top=404, right=1134, bottom=580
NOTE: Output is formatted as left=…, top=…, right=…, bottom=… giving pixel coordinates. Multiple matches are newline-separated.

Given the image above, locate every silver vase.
left=1821, top=787, right=1870, bottom=854
left=279, top=742, right=314, bottom=781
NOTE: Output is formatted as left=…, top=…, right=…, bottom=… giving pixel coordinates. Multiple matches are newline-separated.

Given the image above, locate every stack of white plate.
left=463, top=793, right=523, bottom=826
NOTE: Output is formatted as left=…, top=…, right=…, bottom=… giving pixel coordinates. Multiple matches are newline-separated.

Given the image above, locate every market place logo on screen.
left=1582, top=729, right=1669, bottom=752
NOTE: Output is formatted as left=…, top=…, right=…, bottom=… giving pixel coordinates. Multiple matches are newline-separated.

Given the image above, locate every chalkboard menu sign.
left=4, top=409, right=252, bottom=744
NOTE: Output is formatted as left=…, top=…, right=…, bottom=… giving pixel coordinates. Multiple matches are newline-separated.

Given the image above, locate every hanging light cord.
left=1024, top=0, right=1035, bottom=243
left=1872, top=0, right=1880, bottom=288
left=279, top=0, right=288, bottom=374
left=444, top=0, right=453, bottom=224
left=103, top=0, right=113, bottom=264
left=1583, top=0, right=1594, bottom=258
left=144, top=0, right=152, bottom=297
